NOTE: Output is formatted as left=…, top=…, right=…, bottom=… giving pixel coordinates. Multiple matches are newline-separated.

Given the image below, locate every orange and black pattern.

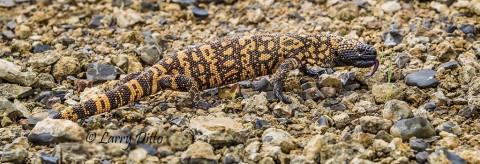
left=54, top=34, right=377, bottom=121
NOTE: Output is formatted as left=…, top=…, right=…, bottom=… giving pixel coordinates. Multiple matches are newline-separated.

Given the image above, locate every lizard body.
left=53, top=34, right=378, bottom=121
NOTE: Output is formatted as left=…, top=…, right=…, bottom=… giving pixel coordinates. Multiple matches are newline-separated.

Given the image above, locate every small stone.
left=276, top=118, right=293, bottom=124
left=190, top=6, right=209, bottom=18
left=371, top=83, right=404, bottom=103
left=140, top=0, right=160, bottom=11
left=246, top=8, right=264, bottom=23
left=86, top=63, right=120, bottom=82
left=442, top=148, right=466, bottom=164
left=61, top=38, right=75, bottom=46
left=40, top=153, right=58, bottom=164
left=53, top=57, right=80, bottom=81
left=255, top=119, right=269, bottom=129
left=318, top=74, right=343, bottom=89
left=0, top=137, right=29, bottom=163
left=430, top=1, right=448, bottom=12
left=272, top=97, right=299, bottom=117
left=6, top=21, right=16, bottom=30
left=332, top=113, right=350, bottom=129
left=410, top=138, right=428, bottom=151
left=157, top=146, right=174, bottom=157
left=435, top=61, right=459, bottom=70
left=320, top=87, right=336, bottom=98
left=382, top=100, right=413, bottom=122
left=180, top=141, right=218, bottom=164
left=459, top=24, right=475, bottom=35
left=168, top=131, right=193, bottom=151
left=424, top=102, right=436, bottom=110
left=435, top=41, right=457, bottom=62
left=242, top=92, right=268, bottom=114
left=190, top=116, right=249, bottom=147
left=262, top=128, right=296, bottom=153
left=245, top=141, right=261, bottom=162
left=303, top=133, right=336, bottom=163
left=32, top=43, right=53, bottom=53
left=299, top=87, right=325, bottom=101
left=435, top=122, right=462, bottom=136
left=381, top=1, right=401, bottom=12
left=113, top=8, right=143, bottom=28
left=300, top=82, right=316, bottom=90
left=395, top=53, right=410, bottom=69
left=112, top=0, right=132, bottom=7
left=358, top=116, right=393, bottom=134
left=383, top=30, right=403, bottom=47
left=431, top=91, right=448, bottom=106
left=0, top=83, right=34, bottom=99
left=416, top=151, right=429, bottom=164
left=14, top=24, right=31, bottom=39
left=2, top=30, right=15, bottom=39
left=405, top=69, right=439, bottom=88
left=459, top=150, right=480, bottom=163
left=127, top=148, right=148, bottom=163
left=252, top=78, right=273, bottom=92
left=89, top=14, right=103, bottom=28
left=390, top=117, right=435, bottom=140
left=139, top=45, right=162, bottom=65
left=28, top=51, right=61, bottom=68
left=28, top=118, right=86, bottom=144
left=445, top=24, right=457, bottom=33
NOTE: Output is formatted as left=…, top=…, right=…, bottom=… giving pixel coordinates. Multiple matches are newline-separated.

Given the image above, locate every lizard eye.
left=358, top=53, right=362, bottom=56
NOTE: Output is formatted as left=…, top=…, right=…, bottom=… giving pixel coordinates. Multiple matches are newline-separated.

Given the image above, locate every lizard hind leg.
left=158, top=75, right=211, bottom=109
left=272, top=58, right=302, bottom=104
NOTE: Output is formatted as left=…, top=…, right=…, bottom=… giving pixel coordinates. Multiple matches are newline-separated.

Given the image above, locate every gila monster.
left=53, top=34, right=379, bottom=121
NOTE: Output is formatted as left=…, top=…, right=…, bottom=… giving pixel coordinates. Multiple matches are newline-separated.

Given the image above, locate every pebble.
left=168, top=131, right=193, bottom=151
left=28, top=51, right=61, bottom=68
left=0, top=83, right=33, bottom=99
left=86, top=63, right=120, bottom=82
left=424, top=102, right=437, bottom=110
left=245, top=141, right=261, bottom=162
left=39, top=153, right=58, bottom=164
left=190, top=6, right=209, bottom=18
left=14, top=24, right=30, bottom=39
left=395, top=53, right=410, bottom=69
left=28, top=118, right=86, bottom=144
left=2, top=30, right=15, bottom=39
left=435, top=122, right=462, bottom=136
left=382, top=100, right=413, bottom=122
left=381, top=1, right=401, bottom=12
left=300, top=82, right=316, bottom=90
left=299, top=87, right=324, bottom=101
left=357, top=116, right=392, bottom=134
left=180, top=141, right=218, bottom=164
left=52, top=57, right=80, bottom=80
left=190, top=116, right=249, bottom=147
left=459, top=24, right=475, bottom=35
left=127, top=148, right=148, bottom=164
left=435, top=61, right=459, bottom=70
left=320, top=87, right=336, bottom=98
left=113, top=8, right=142, bottom=28
left=445, top=24, right=457, bottom=33
left=262, top=128, right=296, bottom=153
left=332, top=113, right=350, bottom=129
left=383, top=30, right=403, bottom=47
left=139, top=45, right=162, bottom=65
left=33, top=43, right=53, bottom=53
left=255, top=119, right=269, bottom=129
left=0, top=137, right=29, bottom=163
left=317, top=74, right=343, bottom=89
left=0, top=59, right=37, bottom=86
left=405, top=69, right=439, bottom=88
left=371, top=83, right=404, bottom=103
left=416, top=151, right=429, bottom=164
left=89, top=14, right=103, bottom=28
left=409, top=138, right=428, bottom=151
left=442, top=148, right=466, bottom=164
left=242, top=92, right=269, bottom=114
left=390, top=117, right=436, bottom=140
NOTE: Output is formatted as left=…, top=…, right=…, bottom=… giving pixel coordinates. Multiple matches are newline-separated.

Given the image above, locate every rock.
left=435, top=61, right=459, bottom=70
left=320, top=87, right=336, bottom=98
left=242, top=92, right=268, bottom=114
left=52, top=57, right=80, bottom=80
left=28, top=118, right=86, bottom=144
left=410, top=138, right=428, bottom=151
left=424, top=102, right=436, bottom=110
left=127, top=148, right=148, bottom=164
left=299, top=87, right=324, bottom=101
left=2, top=30, right=15, bottom=39
left=1, top=99, right=31, bottom=127
left=89, top=14, right=103, bottom=27
left=86, top=63, right=120, bottom=82
left=0, top=0, right=15, bottom=7
left=445, top=24, right=457, bottom=33
left=0, top=137, right=29, bottom=163
left=11, top=39, right=31, bottom=53
left=459, top=24, right=475, bottom=35
left=245, top=141, right=262, bottom=162
left=190, top=6, right=209, bottom=18
left=246, top=8, right=264, bottom=23
left=435, top=122, right=462, bottom=136
left=180, top=141, right=218, bottom=164
left=139, top=45, right=162, bottom=65
left=303, top=133, right=335, bottom=163
left=40, top=153, right=58, bottom=164
left=390, top=117, right=435, bottom=140
left=14, top=24, right=30, bottom=39
left=262, top=128, right=296, bottom=153
left=272, top=97, right=300, bottom=117
left=113, top=8, right=142, bottom=28
left=460, top=150, right=480, bottom=163
left=318, top=74, right=342, bottom=89
left=382, top=100, right=413, bottom=122
left=441, top=148, right=466, bottom=164
left=371, top=83, right=404, bottom=103
left=301, top=82, right=316, bottom=90
left=431, top=91, right=448, bottom=106
left=383, top=30, right=403, bottom=47
left=0, top=59, right=37, bottom=86
left=330, top=103, right=346, bottom=111
left=0, top=83, right=34, bottom=99
left=112, top=0, right=133, bottom=7
left=255, top=119, right=269, bottom=129
left=395, top=53, right=410, bottom=69
left=332, top=113, right=350, bottom=129
left=28, top=51, right=61, bottom=68
left=358, top=116, right=392, bottom=134
left=416, top=151, right=429, bottom=164
left=381, top=1, right=401, bottom=12
left=435, top=41, right=457, bottom=62
left=33, top=43, right=53, bottom=53
left=252, top=78, right=273, bottom=92
left=430, top=1, right=448, bottom=12
left=168, top=131, right=192, bottom=151
left=405, top=69, right=439, bottom=88
left=190, top=116, right=249, bottom=147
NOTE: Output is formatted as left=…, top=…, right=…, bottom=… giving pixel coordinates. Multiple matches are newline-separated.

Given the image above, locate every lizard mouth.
left=365, top=59, right=379, bottom=77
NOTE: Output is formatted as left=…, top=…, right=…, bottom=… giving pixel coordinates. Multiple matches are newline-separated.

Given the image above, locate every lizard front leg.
left=158, top=74, right=211, bottom=109
left=272, top=58, right=301, bottom=104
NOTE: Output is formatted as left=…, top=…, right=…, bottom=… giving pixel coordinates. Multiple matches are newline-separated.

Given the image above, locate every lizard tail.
left=53, top=65, right=166, bottom=121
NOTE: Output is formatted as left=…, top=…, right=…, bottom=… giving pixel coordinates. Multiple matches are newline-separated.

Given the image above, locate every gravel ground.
left=1, top=0, right=480, bottom=163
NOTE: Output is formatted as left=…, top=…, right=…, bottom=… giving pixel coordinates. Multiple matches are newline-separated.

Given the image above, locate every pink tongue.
left=365, top=59, right=379, bottom=78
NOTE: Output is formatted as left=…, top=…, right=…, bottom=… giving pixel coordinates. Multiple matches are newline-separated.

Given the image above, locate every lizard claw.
left=274, top=85, right=292, bottom=104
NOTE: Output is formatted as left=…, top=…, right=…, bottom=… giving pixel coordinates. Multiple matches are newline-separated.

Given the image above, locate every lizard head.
left=335, top=40, right=379, bottom=77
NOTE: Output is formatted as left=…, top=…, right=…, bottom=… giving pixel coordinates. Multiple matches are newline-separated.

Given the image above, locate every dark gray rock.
left=252, top=78, right=273, bottom=92
left=424, top=102, right=436, bottom=110
left=40, top=153, right=58, bottom=164
left=140, top=0, right=159, bottom=11
left=172, top=0, right=196, bottom=7
left=86, top=63, right=120, bottom=82
left=301, top=82, right=317, bottom=90
left=266, top=91, right=277, bottom=102
left=409, top=138, right=427, bottom=151
left=170, top=117, right=187, bottom=126
left=254, top=119, right=269, bottom=129
left=61, top=38, right=75, bottom=46
left=442, top=148, right=466, bottom=164
left=383, top=30, right=403, bottom=47
left=445, top=24, right=457, bottom=33
left=395, top=53, right=410, bottom=69
left=459, top=24, right=475, bottom=35
left=390, top=117, right=436, bottom=139
left=89, top=14, right=103, bottom=27
left=416, top=151, right=429, bottom=164
left=299, top=87, right=325, bottom=101
left=405, top=69, right=439, bottom=88
left=191, top=6, right=209, bottom=18
left=435, top=61, right=459, bottom=70
left=33, top=44, right=53, bottom=53
left=330, top=103, right=346, bottom=111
